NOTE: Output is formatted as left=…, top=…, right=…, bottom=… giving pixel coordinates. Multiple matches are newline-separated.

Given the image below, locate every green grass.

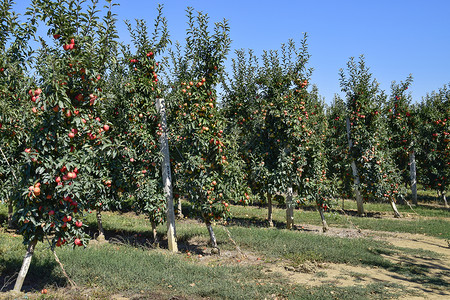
left=1, top=198, right=448, bottom=299
left=0, top=232, right=401, bottom=300
left=229, top=200, right=450, bottom=240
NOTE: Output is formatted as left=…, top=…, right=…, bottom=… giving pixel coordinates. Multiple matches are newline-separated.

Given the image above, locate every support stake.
left=156, top=98, right=178, bottom=253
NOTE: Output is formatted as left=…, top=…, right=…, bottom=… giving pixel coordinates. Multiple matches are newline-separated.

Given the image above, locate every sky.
left=12, top=0, right=450, bottom=104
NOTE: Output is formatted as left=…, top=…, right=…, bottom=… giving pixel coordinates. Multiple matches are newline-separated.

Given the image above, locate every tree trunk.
left=177, top=199, right=183, bottom=219
left=346, top=117, right=364, bottom=216
left=96, top=209, right=105, bottom=242
left=443, top=192, right=449, bottom=208
left=8, top=199, right=14, bottom=229
left=267, top=192, right=273, bottom=227
left=390, top=200, right=402, bottom=218
left=13, top=239, right=38, bottom=292
left=409, top=151, right=417, bottom=205
left=156, top=98, right=178, bottom=253
left=206, top=221, right=219, bottom=254
left=286, top=187, right=294, bottom=229
left=151, top=221, right=159, bottom=246
left=318, top=207, right=328, bottom=232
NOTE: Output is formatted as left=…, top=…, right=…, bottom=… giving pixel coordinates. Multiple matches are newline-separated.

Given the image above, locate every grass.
left=0, top=231, right=401, bottom=300
left=0, top=196, right=449, bottom=299
left=229, top=199, right=450, bottom=240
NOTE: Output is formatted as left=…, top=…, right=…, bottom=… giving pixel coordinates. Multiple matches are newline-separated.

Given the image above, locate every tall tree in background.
left=416, top=84, right=450, bottom=207
left=166, top=8, right=245, bottom=250
left=118, top=8, right=170, bottom=243
left=340, top=56, right=405, bottom=217
left=386, top=75, right=417, bottom=204
left=0, top=0, right=36, bottom=228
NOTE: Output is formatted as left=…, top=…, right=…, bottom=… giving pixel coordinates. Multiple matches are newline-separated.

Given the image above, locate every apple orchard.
left=0, top=0, right=449, bottom=292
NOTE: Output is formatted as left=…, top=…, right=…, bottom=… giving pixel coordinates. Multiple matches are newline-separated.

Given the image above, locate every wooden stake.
left=156, top=98, right=178, bottom=253
left=346, top=117, right=364, bottom=216
left=409, top=151, right=418, bottom=205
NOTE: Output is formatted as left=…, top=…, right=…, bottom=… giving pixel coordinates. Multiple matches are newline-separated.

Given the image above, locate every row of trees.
left=0, top=0, right=448, bottom=291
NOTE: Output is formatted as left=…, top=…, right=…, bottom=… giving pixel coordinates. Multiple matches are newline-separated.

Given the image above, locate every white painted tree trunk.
left=151, top=221, right=159, bottom=246
left=156, top=98, right=178, bottom=253
left=390, top=200, right=402, bottom=218
left=409, top=151, right=418, bottom=205
left=346, top=117, right=364, bottom=216
left=177, top=200, right=183, bottom=219
left=96, top=209, right=105, bottom=241
left=443, top=193, right=449, bottom=208
left=318, top=207, right=329, bottom=232
left=13, top=239, right=38, bottom=292
left=206, top=221, right=219, bottom=253
left=286, top=187, right=294, bottom=229
left=267, top=192, right=273, bottom=227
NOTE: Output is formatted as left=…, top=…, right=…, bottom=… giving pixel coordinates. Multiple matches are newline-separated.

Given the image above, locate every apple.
left=75, top=221, right=82, bottom=228
left=33, top=187, right=41, bottom=196
left=68, top=132, right=75, bottom=139
left=74, top=238, right=82, bottom=246
left=103, top=124, right=110, bottom=131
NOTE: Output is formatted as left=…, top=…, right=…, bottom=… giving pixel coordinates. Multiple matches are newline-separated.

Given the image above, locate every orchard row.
left=0, top=0, right=448, bottom=292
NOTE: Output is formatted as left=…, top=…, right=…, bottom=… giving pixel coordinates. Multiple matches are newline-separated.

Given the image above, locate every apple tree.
left=117, top=9, right=170, bottom=242
left=339, top=56, right=405, bottom=217
left=165, top=8, right=247, bottom=250
left=12, top=0, right=118, bottom=291
left=0, top=0, right=36, bottom=228
left=325, top=95, right=353, bottom=203
left=416, top=84, right=449, bottom=207
left=386, top=75, right=417, bottom=204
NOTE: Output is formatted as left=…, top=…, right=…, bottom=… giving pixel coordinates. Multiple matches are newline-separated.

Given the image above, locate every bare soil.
left=182, top=223, right=450, bottom=300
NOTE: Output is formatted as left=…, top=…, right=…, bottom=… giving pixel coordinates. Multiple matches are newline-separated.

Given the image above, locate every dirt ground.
left=183, top=223, right=450, bottom=300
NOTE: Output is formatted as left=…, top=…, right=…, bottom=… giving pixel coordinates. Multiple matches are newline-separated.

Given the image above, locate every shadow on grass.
left=0, top=254, right=66, bottom=293
left=84, top=218, right=224, bottom=256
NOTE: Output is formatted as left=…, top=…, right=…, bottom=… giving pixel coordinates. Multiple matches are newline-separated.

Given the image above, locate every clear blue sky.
left=13, top=0, right=450, bottom=104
